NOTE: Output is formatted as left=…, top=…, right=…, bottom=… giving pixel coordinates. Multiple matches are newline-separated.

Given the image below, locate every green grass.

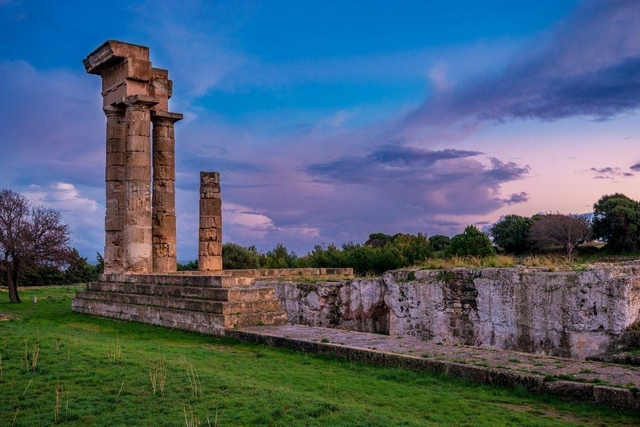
left=0, top=286, right=639, bottom=426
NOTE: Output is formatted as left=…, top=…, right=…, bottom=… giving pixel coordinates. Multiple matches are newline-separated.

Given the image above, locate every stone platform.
left=71, top=268, right=353, bottom=335
left=228, top=325, right=640, bottom=411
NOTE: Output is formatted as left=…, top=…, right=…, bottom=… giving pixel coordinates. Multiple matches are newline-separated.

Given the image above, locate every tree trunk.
left=7, top=266, right=21, bottom=303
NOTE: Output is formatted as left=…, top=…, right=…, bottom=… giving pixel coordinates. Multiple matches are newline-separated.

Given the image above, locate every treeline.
left=193, top=192, right=640, bottom=275
left=490, top=193, right=640, bottom=259
left=209, top=228, right=495, bottom=276
left=10, top=251, right=103, bottom=287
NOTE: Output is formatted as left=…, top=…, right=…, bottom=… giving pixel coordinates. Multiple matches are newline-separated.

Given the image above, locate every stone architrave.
left=199, top=172, right=223, bottom=271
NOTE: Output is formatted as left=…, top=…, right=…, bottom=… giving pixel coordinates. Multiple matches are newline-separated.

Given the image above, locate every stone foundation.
left=260, top=263, right=640, bottom=359
left=72, top=268, right=354, bottom=334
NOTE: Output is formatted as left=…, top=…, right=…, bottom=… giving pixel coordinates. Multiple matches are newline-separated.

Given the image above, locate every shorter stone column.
left=198, top=172, right=222, bottom=271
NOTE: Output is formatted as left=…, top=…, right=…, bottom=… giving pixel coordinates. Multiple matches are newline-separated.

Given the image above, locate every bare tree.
left=0, top=189, right=71, bottom=303
left=528, top=213, right=591, bottom=261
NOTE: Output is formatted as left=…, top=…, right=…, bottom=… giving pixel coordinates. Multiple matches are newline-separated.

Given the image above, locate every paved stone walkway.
left=228, top=325, right=640, bottom=410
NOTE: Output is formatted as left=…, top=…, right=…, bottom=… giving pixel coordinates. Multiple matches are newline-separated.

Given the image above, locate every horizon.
left=1, top=0, right=638, bottom=260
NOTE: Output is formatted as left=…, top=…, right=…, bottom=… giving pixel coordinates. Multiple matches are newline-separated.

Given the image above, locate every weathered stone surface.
left=199, top=172, right=222, bottom=271
left=269, top=279, right=389, bottom=333
left=72, top=271, right=291, bottom=337
left=267, top=264, right=640, bottom=359
left=86, top=40, right=182, bottom=274
left=151, top=112, right=179, bottom=272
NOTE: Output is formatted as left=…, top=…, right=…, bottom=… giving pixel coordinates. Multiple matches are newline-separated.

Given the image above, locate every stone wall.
left=262, top=263, right=640, bottom=359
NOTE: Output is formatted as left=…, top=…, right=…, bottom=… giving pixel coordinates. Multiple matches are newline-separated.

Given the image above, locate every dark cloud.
left=588, top=166, right=633, bottom=180
left=500, top=192, right=530, bottom=205
left=368, top=145, right=482, bottom=166
left=306, top=145, right=485, bottom=185
left=482, top=158, right=531, bottom=183
left=402, top=0, right=640, bottom=131
left=631, top=163, right=640, bottom=172
left=305, top=144, right=529, bottom=218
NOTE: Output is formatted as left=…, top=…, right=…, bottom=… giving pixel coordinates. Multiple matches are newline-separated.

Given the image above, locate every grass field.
left=0, top=286, right=638, bottom=427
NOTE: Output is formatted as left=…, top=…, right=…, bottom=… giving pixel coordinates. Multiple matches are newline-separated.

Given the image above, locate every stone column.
left=198, top=172, right=222, bottom=271
left=151, top=111, right=182, bottom=273
left=103, top=105, right=126, bottom=274
left=122, top=94, right=158, bottom=273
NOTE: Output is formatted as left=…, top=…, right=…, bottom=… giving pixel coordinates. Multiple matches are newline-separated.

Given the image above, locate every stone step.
left=587, top=352, right=640, bottom=366
left=75, top=290, right=282, bottom=315
left=218, top=268, right=354, bottom=278
left=100, top=273, right=246, bottom=288
left=72, top=298, right=288, bottom=333
left=86, top=281, right=276, bottom=302
left=72, top=298, right=226, bottom=335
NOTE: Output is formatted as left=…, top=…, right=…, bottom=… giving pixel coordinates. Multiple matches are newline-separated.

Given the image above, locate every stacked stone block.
left=104, top=105, right=126, bottom=273
left=199, top=172, right=223, bottom=271
left=84, top=41, right=182, bottom=274
left=72, top=273, right=288, bottom=335
left=123, top=95, right=157, bottom=273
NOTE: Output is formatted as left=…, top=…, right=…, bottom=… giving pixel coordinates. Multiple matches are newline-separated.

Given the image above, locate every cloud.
left=500, top=192, right=530, bottom=205
left=22, top=183, right=103, bottom=258
left=307, top=145, right=528, bottom=190
left=400, top=0, right=640, bottom=138
left=588, top=166, right=634, bottom=180
left=0, top=60, right=104, bottom=190
left=132, top=1, right=252, bottom=98
left=630, top=163, right=640, bottom=172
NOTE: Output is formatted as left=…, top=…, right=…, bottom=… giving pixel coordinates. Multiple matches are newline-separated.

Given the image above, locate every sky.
left=0, top=0, right=639, bottom=261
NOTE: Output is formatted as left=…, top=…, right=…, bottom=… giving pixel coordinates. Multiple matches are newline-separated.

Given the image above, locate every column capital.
left=103, top=104, right=125, bottom=117
left=119, top=94, right=159, bottom=108
left=151, top=110, right=183, bottom=124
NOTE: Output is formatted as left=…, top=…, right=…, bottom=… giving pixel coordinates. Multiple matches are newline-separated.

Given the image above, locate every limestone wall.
left=264, top=263, right=640, bottom=359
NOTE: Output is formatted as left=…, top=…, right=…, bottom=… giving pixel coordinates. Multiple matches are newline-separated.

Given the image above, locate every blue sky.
left=1, top=0, right=639, bottom=261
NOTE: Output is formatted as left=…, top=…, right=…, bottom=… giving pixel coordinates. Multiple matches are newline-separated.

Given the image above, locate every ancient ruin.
left=198, top=172, right=223, bottom=271
left=69, top=40, right=640, bottom=411
left=73, top=40, right=352, bottom=333
left=73, top=40, right=639, bottom=357
left=83, top=40, right=182, bottom=274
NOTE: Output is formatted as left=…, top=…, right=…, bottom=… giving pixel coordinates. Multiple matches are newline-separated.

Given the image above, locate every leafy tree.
left=391, top=233, right=432, bottom=265
left=21, top=265, right=65, bottom=286
left=529, top=213, right=591, bottom=260
left=18, top=250, right=102, bottom=286
left=222, top=243, right=260, bottom=269
left=177, top=259, right=198, bottom=271
left=259, top=243, right=298, bottom=268
left=63, top=249, right=102, bottom=284
left=592, top=193, right=640, bottom=253
left=428, top=235, right=451, bottom=252
left=364, top=233, right=393, bottom=248
left=446, top=225, right=495, bottom=257
left=305, top=244, right=348, bottom=268
left=490, top=214, right=536, bottom=254
left=0, top=189, right=72, bottom=302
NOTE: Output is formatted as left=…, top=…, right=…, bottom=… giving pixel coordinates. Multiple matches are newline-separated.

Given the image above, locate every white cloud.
left=23, top=183, right=103, bottom=257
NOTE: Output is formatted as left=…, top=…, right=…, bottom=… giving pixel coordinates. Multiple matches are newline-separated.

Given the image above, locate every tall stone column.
left=103, top=105, right=126, bottom=274
left=151, top=111, right=182, bottom=272
left=122, top=95, right=158, bottom=273
left=198, top=172, right=222, bottom=271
